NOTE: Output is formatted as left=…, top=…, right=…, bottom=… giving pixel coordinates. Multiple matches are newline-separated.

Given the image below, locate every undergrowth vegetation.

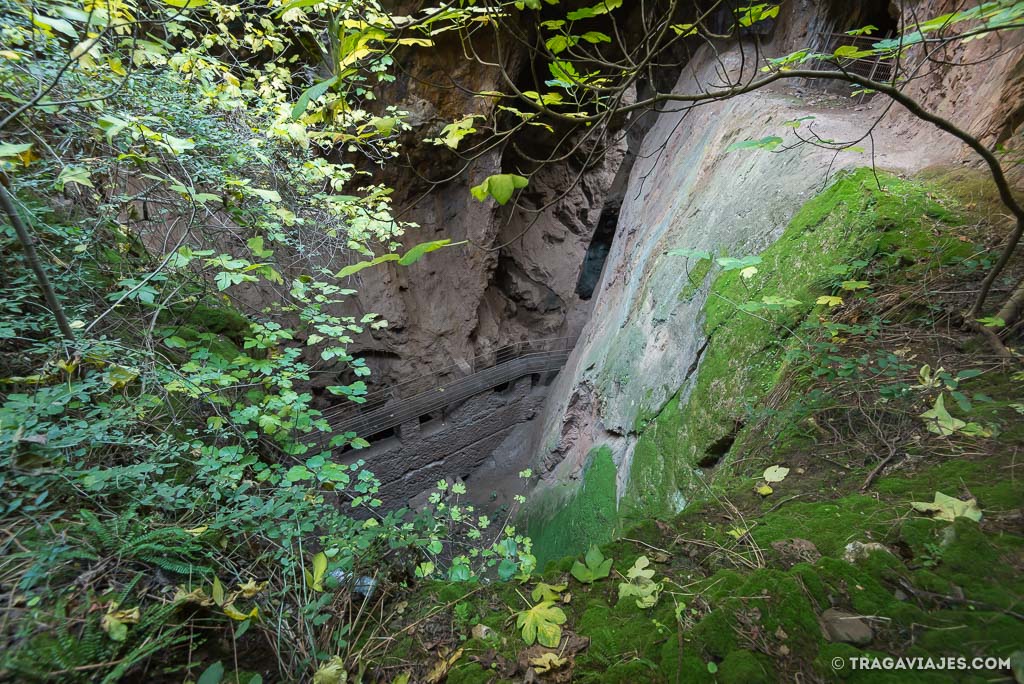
left=0, top=1, right=534, bottom=680
left=2, top=0, right=1023, bottom=681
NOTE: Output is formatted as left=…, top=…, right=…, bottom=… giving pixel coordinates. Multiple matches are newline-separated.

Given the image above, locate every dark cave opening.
left=813, top=0, right=901, bottom=84
left=576, top=202, right=620, bottom=301
left=698, top=422, right=745, bottom=468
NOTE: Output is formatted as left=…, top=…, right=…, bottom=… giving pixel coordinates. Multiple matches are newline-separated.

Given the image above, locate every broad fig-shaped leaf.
left=516, top=601, right=566, bottom=647
left=571, top=545, right=612, bottom=583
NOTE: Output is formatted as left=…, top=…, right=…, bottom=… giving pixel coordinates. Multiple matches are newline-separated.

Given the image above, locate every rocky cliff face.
left=305, top=0, right=1024, bottom=519
left=527, top=0, right=1024, bottom=524
left=337, top=33, right=630, bottom=388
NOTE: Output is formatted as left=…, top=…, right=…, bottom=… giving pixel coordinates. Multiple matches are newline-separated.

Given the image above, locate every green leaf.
left=305, top=552, right=328, bottom=591
left=567, top=0, right=623, bottom=21
left=197, top=661, right=224, bottom=684
left=433, top=116, right=478, bottom=149
left=716, top=255, right=762, bottom=271
left=248, top=188, right=281, bottom=202
left=448, top=562, right=471, bottom=582
left=726, top=136, right=783, bottom=152
left=335, top=253, right=400, bottom=278
left=0, top=142, right=32, bottom=159
left=470, top=173, right=529, bottom=205
left=626, top=555, right=654, bottom=581
left=516, top=601, right=566, bottom=647
left=286, top=465, right=314, bottom=482
left=735, top=3, right=779, bottom=28
left=56, top=165, right=93, bottom=190
left=570, top=545, right=613, bottom=583
left=497, top=558, right=518, bottom=581
left=291, top=75, right=338, bottom=120
left=32, top=14, right=77, bottom=38
left=398, top=239, right=457, bottom=266
left=840, top=280, right=871, bottom=290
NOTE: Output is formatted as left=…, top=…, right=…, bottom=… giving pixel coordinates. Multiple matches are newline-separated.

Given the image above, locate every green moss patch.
left=622, top=168, right=983, bottom=518
left=525, top=446, right=619, bottom=569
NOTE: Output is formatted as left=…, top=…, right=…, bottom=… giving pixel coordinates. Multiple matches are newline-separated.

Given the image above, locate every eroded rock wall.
left=529, top=1, right=1024, bottom=520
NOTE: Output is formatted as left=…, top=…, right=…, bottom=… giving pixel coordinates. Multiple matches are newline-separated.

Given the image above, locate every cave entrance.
left=812, top=0, right=900, bottom=90
left=576, top=202, right=620, bottom=301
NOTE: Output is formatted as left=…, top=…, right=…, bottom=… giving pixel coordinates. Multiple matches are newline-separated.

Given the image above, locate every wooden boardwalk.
left=319, top=338, right=575, bottom=442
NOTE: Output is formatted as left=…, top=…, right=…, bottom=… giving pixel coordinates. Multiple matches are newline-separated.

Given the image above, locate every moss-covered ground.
left=358, top=168, right=1024, bottom=682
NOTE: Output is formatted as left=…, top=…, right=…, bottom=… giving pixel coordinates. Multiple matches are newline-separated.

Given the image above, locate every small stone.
left=821, top=609, right=874, bottom=646
left=843, top=541, right=892, bottom=563
left=471, top=624, right=493, bottom=640
left=771, top=538, right=821, bottom=567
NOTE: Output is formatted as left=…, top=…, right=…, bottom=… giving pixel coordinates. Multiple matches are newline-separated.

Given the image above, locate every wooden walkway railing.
left=318, top=337, right=576, bottom=443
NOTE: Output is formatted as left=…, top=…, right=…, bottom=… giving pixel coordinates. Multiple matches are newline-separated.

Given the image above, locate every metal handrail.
left=315, top=337, right=576, bottom=443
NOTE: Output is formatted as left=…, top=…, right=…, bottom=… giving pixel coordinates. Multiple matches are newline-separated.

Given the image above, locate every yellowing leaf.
left=184, top=525, right=208, bottom=536
left=223, top=603, right=259, bottom=620
left=104, top=365, right=138, bottom=389
left=101, top=604, right=139, bottom=642
left=740, top=266, right=758, bottom=279
left=756, top=483, right=774, bottom=496
left=237, top=578, right=268, bottom=597
left=626, top=555, right=655, bottom=581
left=816, top=295, right=844, bottom=307
left=920, top=393, right=966, bottom=436
left=618, top=556, right=662, bottom=608
left=516, top=601, right=566, bottom=647
left=305, top=551, right=328, bottom=591
left=911, top=491, right=982, bottom=522
left=531, top=582, right=566, bottom=602
left=56, top=165, right=94, bottom=190
left=173, top=586, right=215, bottom=606
left=212, top=576, right=225, bottom=606
left=763, top=465, right=789, bottom=483
left=426, top=647, right=463, bottom=684
left=530, top=652, right=568, bottom=674
left=312, top=656, right=347, bottom=684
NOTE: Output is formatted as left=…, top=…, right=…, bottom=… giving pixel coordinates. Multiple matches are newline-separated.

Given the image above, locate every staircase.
left=318, top=337, right=576, bottom=443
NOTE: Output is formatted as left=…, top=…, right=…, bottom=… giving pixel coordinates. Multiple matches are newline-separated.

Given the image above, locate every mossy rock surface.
left=363, top=168, right=1023, bottom=683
